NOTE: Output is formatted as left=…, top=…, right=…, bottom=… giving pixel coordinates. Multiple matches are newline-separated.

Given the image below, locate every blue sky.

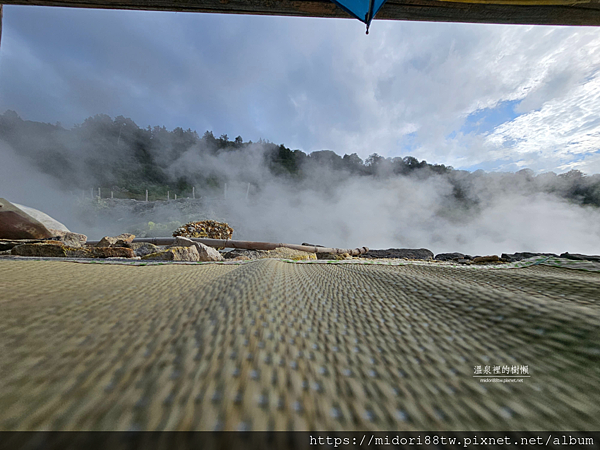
left=1, top=5, right=600, bottom=174
left=460, top=100, right=521, bottom=136
left=451, top=100, right=522, bottom=171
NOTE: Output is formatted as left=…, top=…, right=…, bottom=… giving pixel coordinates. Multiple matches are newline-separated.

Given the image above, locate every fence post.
left=146, top=190, right=148, bottom=202
left=168, top=191, right=170, bottom=201
left=193, top=186, right=195, bottom=199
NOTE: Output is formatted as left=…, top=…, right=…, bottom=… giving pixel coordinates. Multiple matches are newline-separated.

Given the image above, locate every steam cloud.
left=2, top=128, right=600, bottom=256
left=167, top=146, right=600, bottom=254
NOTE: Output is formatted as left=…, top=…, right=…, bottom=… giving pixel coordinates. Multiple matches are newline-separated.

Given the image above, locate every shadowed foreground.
left=0, top=259, right=599, bottom=431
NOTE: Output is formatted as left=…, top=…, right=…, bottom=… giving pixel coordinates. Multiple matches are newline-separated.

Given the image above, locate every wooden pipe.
left=86, top=237, right=369, bottom=256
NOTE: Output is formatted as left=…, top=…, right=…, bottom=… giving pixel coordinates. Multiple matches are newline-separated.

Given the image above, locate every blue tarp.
left=331, top=0, right=387, bottom=32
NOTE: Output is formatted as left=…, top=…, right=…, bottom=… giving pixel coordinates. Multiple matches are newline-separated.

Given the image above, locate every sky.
left=1, top=5, right=600, bottom=175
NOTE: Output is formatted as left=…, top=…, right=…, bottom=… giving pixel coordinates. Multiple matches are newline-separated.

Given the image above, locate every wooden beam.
left=1, top=0, right=600, bottom=25
left=377, top=0, right=600, bottom=25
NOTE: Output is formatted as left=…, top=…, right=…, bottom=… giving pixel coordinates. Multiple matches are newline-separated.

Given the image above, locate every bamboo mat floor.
left=0, top=258, right=599, bottom=431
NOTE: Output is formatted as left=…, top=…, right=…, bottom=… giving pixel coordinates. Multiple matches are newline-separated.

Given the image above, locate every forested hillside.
left=1, top=110, right=599, bottom=209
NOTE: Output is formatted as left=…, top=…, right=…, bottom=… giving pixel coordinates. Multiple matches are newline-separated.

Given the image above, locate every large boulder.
left=362, top=248, right=434, bottom=260
left=130, top=242, right=160, bottom=257
left=1, top=238, right=52, bottom=251
left=48, top=230, right=88, bottom=247
left=473, top=255, right=501, bottom=264
left=12, top=202, right=70, bottom=233
left=11, top=242, right=134, bottom=258
left=559, top=253, right=600, bottom=262
left=435, top=252, right=465, bottom=261
left=501, top=252, right=558, bottom=262
left=11, top=242, right=84, bottom=257
left=141, top=246, right=200, bottom=262
left=171, top=236, right=224, bottom=261
left=96, top=233, right=135, bottom=248
left=218, top=246, right=317, bottom=261
left=0, top=198, right=55, bottom=239
left=223, top=249, right=268, bottom=260
left=89, top=247, right=135, bottom=258
left=195, top=242, right=224, bottom=262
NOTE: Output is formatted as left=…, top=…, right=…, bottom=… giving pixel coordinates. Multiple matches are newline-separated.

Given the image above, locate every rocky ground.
left=2, top=232, right=600, bottom=264
left=3, top=201, right=599, bottom=264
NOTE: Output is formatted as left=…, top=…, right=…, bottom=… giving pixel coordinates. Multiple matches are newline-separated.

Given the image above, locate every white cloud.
left=1, top=6, right=600, bottom=173
left=485, top=73, right=600, bottom=172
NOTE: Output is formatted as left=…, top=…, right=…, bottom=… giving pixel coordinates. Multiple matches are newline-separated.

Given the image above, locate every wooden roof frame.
left=1, top=0, right=600, bottom=26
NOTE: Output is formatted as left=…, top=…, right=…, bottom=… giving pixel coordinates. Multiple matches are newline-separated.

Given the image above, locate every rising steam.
left=2, top=115, right=599, bottom=256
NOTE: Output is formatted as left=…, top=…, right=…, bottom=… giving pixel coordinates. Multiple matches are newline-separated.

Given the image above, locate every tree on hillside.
left=342, top=153, right=364, bottom=174
left=201, top=131, right=218, bottom=152
left=365, top=153, right=384, bottom=175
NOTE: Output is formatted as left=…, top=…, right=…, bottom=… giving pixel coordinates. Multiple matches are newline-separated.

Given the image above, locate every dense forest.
left=1, top=110, right=600, bottom=209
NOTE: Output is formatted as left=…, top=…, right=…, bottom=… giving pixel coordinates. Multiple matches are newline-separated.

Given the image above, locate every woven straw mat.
left=0, top=258, right=598, bottom=431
